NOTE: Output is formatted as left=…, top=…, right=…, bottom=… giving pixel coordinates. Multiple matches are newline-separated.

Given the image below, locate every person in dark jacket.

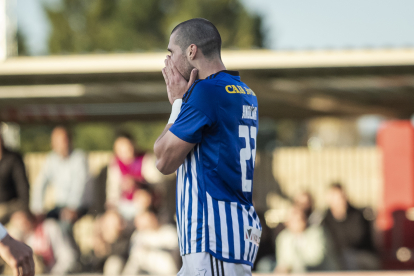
left=0, top=131, right=30, bottom=224
left=322, top=183, right=379, bottom=270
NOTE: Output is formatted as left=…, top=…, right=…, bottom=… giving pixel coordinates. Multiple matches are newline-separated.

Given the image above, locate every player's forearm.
left=154, top=99, right=194, bottom=175
left=154, top=124, right=176, bottom=175
left=155, top=154, right=183, bottom=175
left=154, top=126, right=192, bottom=175
left=154, top=124, right=172, bottom=150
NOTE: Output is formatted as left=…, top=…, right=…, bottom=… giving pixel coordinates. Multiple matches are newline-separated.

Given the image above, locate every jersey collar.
left=205, top=70, right=240, bottom=79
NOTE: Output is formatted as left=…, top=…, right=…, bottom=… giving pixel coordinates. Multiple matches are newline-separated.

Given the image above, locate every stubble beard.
left=178, top=55, right=194, bottom=82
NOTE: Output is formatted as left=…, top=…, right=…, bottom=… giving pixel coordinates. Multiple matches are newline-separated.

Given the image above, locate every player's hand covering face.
left=162, top=55, right=198, bottom=105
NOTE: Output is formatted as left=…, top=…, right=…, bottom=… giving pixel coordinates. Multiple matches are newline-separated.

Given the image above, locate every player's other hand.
left=0, top=234, right=35, bottom=276
left=162, top=55, right=198, bottom=105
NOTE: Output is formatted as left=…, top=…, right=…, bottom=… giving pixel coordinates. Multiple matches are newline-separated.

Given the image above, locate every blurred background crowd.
left=0, top=125, right=382, bottom=274
left=1, top=0, right=414, bottom=275
left=1, top=126, right=180, bottom=275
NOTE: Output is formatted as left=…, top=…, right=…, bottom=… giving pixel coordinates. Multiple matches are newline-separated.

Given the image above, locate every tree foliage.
left=45, top=0, right=263, bottom=54
left=20, top=121, right=167, bottom=153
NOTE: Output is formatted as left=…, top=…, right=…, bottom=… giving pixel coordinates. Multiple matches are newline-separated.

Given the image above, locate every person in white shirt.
left=0, top=223, right=34, bottom=276
left=275, top=207, right=338, bottom=273
left=31, top=126, right=89, bottom=234
left=122, top=209, right=178, bottom=275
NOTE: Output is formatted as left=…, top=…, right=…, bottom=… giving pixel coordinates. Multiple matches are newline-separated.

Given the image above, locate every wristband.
left=0, top=224, right=8, bottom=241
left=168, top=99, right=182, bottom=124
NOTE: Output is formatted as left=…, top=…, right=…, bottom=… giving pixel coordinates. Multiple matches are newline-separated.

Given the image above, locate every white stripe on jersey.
left=181, top=163, right=187, bottom=253
left=248, top=207, right=255, bottom=262
left=252, top=212, right=261, bottom=262
left=230, top=202, right=241, bottom=260
left=242, top=207, right=250, bottom=261
left=176, top=145, right=260, bottom=265
left=202, top=206, right=206, bottom=252
left=190, top=149, right=198, bottom=253
left=218, top=201, right=229, bottom=259
left=185, top=175, right=191, bottom=253
left=207, top=192, right=216, bottom=253
left=176, top=165, right=183, bottom=253
left=252, top=243, right=259, bottom=264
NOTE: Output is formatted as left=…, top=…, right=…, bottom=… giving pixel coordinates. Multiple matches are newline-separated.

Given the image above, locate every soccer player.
left=154, top=18, right=261, bottom=276
left=0, top=223, right=35, bottom=276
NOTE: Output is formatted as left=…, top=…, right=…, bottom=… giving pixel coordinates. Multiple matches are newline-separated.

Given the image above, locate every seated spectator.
left=293, top=191, right=324, bottom=226
left=30, top=126, right=89, bottom=236
left=7, top=210, right=77, bottom=274
left=322, top=183, right=380, bottom=270
left=122, top=209, right=178, bottom=275
left=93, top=132, right=149, bottom=220
left=133, top=185, right=157, bottom=216
left=0, top=131, right=30, bottom=224
left=275, top=207, right=338, bottom=273
left=91, top=209, right=130, bottom=274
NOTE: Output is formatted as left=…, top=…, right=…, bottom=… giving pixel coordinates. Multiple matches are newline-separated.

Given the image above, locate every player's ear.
left=187, top=44, right=197, bottom=60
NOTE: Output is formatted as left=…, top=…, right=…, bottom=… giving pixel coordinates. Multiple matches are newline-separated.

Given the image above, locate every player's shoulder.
left=182, top=78, right=219, bottom=104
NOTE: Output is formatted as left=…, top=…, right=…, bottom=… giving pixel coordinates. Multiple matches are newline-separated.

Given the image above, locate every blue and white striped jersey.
left=169, top=70, right=261, bottom=267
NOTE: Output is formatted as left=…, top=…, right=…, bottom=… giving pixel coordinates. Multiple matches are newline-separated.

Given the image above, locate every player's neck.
left=197, top=59, right=226, bottom=79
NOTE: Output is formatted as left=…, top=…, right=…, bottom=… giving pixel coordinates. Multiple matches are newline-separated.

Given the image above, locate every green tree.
left=45, top=0, right=263, bottom=54
left=19, top=121, right=167, bottom=153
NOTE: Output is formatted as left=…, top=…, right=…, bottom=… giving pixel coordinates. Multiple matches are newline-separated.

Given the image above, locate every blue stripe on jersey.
left=190, top=150, right=199, bottom=253
left=206, top=192, right=216, bottom=253
left=250, top=212, right=259, bottom=263
left=179, top=167, right=183, bottom=253
left=193, top=147, right=204, bottom=253
left=212, top=197, right=222, bottom=256
left=218, top=201, right=229, bottom=259
left=184, top=161, right=190, bottom=253
left=225, top=202, right=235, bottom=259
left=176, top=148, right=261, bottom=266
left=182, top=166, right=188, bottom=253
left=176, top=165, right=183, bottom=253
left=247, top=207, right=254, bottom=261
left=237, top=203, right=244, bottom=260
left=176, top=146, right=207, bottom=256
left=204, top=192, right=261, bottom=266
left=186, top=154, right=193, bottom=253
left=250, top=245, right=256, bottom=263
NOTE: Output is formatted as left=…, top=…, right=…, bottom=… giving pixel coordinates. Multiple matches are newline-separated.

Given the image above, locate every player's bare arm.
left=154, top=55, right=198, bottom=175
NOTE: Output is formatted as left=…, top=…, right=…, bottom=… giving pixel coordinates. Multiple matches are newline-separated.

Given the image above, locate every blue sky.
left=241, top=0, right=414, bottom=50
left=16, top=0, right=414, bottom=55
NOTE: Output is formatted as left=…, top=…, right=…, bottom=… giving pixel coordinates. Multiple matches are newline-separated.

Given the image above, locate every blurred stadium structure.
left=2, top=0, right=414, bottom=273
left=1, top=49, right=414, bottom=121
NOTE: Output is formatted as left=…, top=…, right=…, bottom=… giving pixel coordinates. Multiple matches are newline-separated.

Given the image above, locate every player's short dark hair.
left=171, top=18, right=222, bottom=59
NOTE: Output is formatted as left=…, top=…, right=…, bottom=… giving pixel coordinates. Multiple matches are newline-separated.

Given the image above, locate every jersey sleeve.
left=169, top=81, right=218, bottom=144
left=169, top=103, right=212, bottom=144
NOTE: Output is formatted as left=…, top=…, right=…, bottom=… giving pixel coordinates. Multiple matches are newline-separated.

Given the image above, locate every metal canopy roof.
left=1, top=49, right=414, bottom=123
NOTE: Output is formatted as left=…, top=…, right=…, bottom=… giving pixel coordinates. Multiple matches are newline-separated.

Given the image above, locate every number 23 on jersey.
left=239, top=125, right=257, bottom=192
